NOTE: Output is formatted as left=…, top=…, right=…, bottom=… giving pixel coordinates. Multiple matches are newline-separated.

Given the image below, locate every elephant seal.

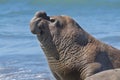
left=85, top=69, right=120, bottom=80
left=30, top=11, right=120, bottom=80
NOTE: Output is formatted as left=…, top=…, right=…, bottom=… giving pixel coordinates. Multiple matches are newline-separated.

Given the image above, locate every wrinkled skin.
left=30, top=11, right=120, bottom=80
left=85, top=69, right=120, bottom=80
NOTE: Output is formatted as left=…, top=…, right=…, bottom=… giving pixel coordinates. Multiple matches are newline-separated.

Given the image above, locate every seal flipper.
left=80, top=63, right=101, bottom=79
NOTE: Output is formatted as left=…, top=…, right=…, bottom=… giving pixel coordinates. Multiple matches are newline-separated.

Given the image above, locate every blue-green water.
left=0, top=0, right=120, bottom=80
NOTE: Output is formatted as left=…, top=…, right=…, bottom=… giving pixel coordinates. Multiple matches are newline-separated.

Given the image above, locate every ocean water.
left=0, top=0, right=120, bottom=80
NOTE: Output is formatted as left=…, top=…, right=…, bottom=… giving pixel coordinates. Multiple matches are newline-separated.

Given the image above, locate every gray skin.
left=85, top=69, right=120, bottom=80
left=30, top=11, right=120, bottom=80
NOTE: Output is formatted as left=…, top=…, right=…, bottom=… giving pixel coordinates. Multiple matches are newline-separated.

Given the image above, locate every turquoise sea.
left=0, top=0, right=120, bottom=80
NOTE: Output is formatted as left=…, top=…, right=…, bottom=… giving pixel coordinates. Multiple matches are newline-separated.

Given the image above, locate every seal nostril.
left=40, top=30, right=44, bottom=35
left=38, top=27, right=44, bottom=35
left=50, top=18, right=55, bottom=23
left=38, top=27, right=41, bottom=30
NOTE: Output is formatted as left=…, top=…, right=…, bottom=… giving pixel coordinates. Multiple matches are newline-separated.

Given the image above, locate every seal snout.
left=30, top=11, right=50, bottom=35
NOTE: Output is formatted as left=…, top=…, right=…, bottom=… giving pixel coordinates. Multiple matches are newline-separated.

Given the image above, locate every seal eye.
left=50, top=18, right=55, bottom=23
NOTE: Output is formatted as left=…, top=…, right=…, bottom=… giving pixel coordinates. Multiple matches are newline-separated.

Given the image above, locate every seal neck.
left=40, top=44, right=60, bottom=60
left=37, top=35, right=60, bottom=60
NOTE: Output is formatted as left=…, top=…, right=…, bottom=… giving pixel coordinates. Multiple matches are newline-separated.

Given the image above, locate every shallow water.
left=0, top=0, right=120, bottom=80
